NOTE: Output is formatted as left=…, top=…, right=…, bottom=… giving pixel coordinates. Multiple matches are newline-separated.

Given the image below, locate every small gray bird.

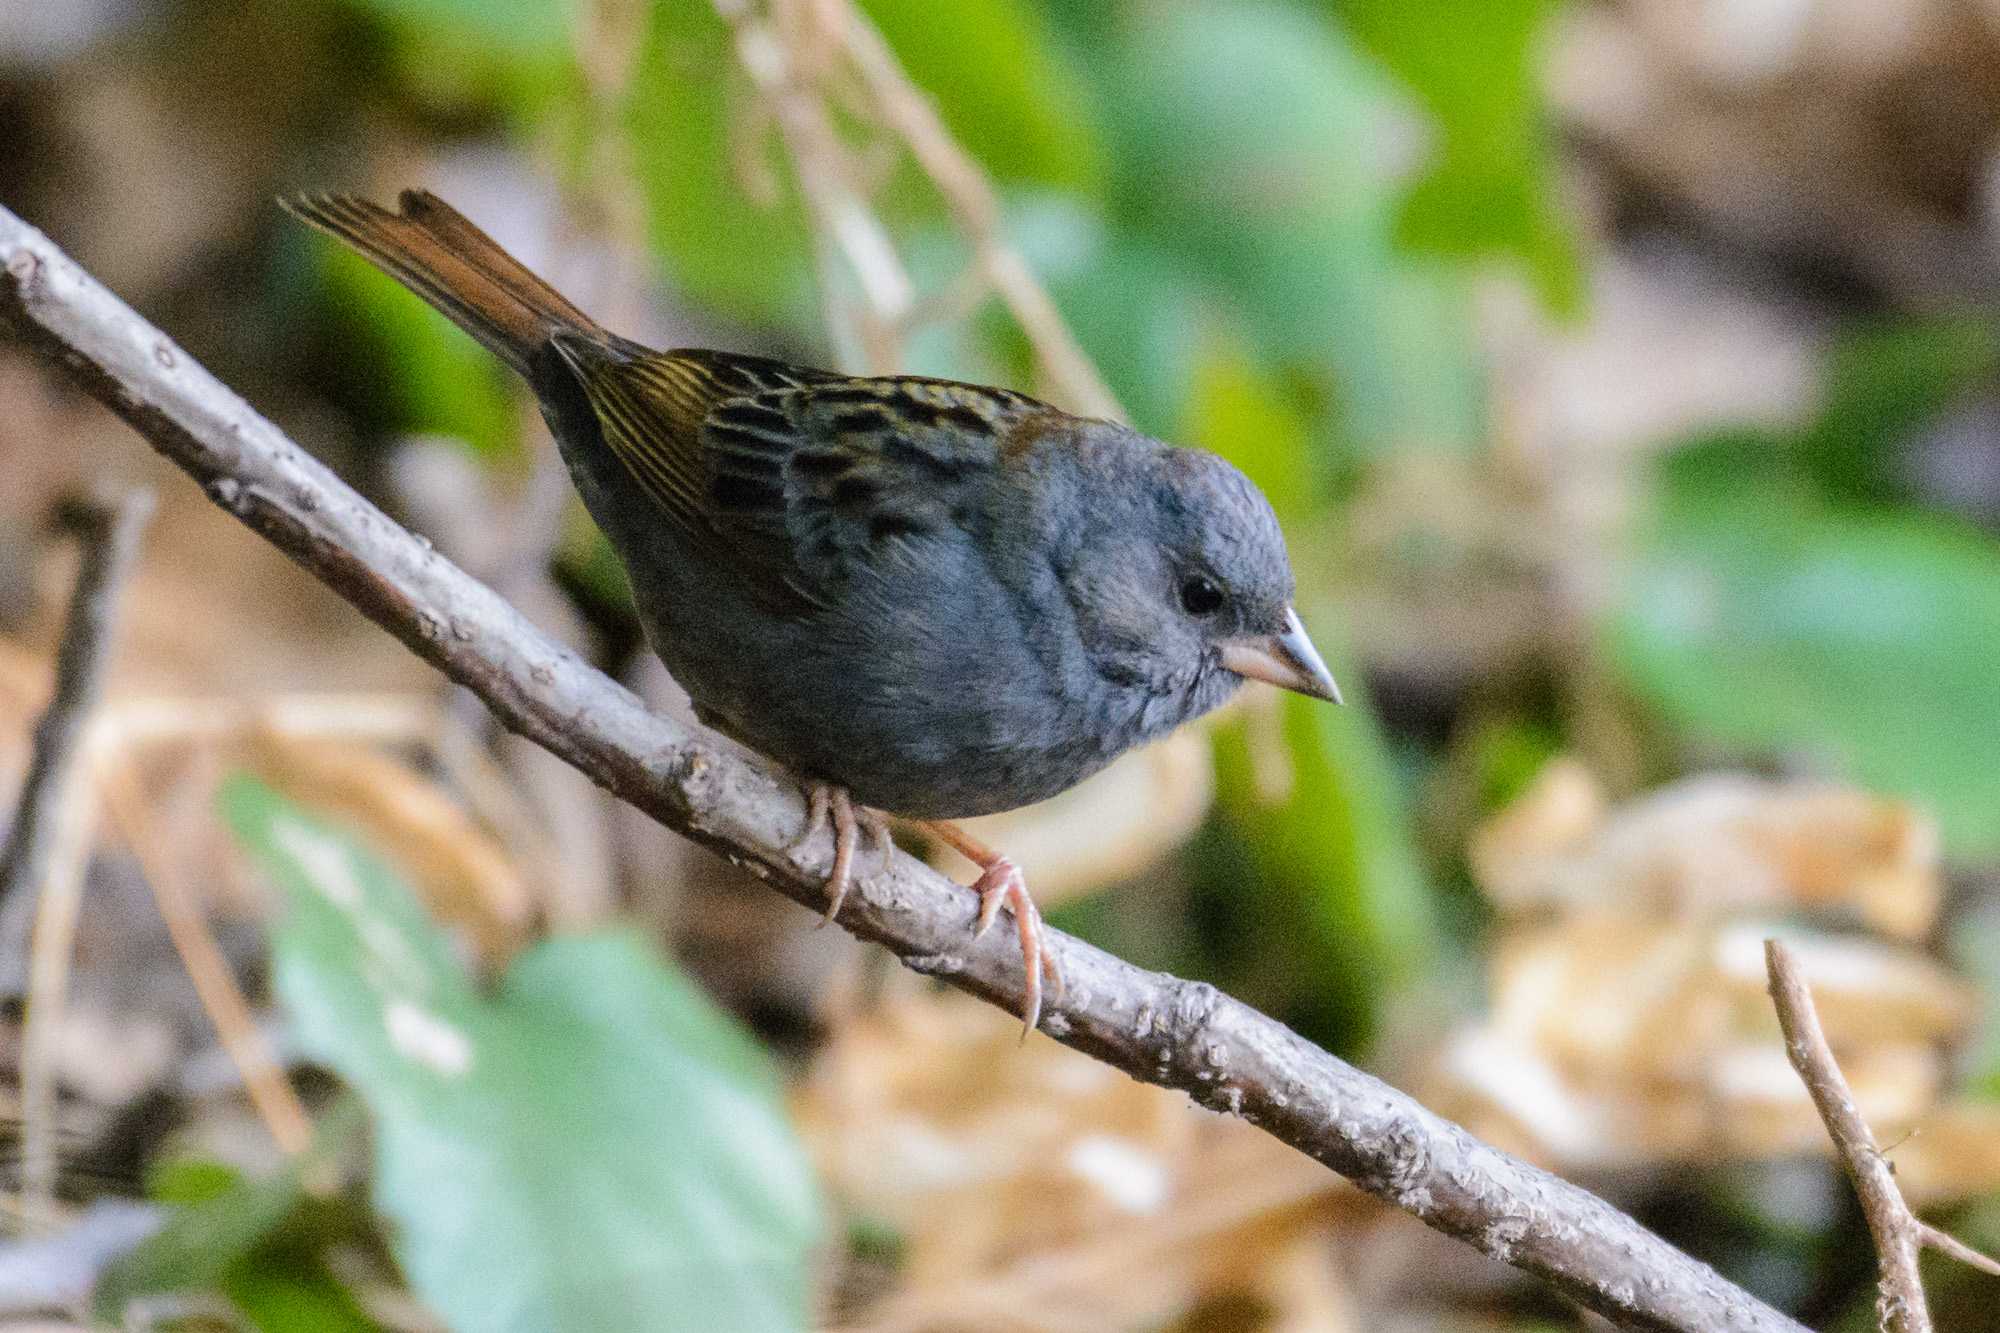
left=284, top=190, right=1341, bottom=1033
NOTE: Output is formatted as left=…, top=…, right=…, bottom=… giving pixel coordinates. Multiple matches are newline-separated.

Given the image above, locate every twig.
left=830, top=1, right=1123, bottom=419
left=0, top=490, right=152, bottom=1226
left=0, top=202, right=1812, bottom=1331
left=99, top=757, right=314, bottom=1156
left=1921, top=1224, right=2000, bottom=1279
left=1765, top=939, right=2000, bottom=1332
left=714, top=0, right=912, bottom=372
left=713, top=0, right=1122, bottom=419
left=0, top=494, right=151, bottom=930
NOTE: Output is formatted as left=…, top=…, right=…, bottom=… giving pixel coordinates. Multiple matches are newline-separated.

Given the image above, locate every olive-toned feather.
left=283, top=191, right=601, bottom=375
left=284, top=190, right=1066, bottom=610
left=563, top=344, right=1054, bottom=605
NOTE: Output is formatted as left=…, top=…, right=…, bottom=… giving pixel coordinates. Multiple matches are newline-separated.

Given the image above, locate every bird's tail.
left=282, top=190, right=604, bottom=377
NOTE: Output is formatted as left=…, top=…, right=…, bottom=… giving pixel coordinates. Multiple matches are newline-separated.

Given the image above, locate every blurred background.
left=2, top=0, right=2000, bottom=1328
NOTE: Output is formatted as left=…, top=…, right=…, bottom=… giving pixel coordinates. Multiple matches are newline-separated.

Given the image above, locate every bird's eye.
left=1179, top=574, right=1225, bottom=616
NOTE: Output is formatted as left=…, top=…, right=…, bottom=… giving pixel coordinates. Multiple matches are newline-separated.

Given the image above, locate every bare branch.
left=0, top=202, right=1812, bottom=1332
left=1766, top=938, right=2000, bottom=1332
left=0, top=491, right=151, bottom=923
left=0, top=488, right=151, bottom=1222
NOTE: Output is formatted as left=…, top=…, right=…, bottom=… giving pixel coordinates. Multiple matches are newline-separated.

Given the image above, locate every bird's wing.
left=569, top=346, right=1050, bottom=608
left=560, top=344, right=835, bottom=538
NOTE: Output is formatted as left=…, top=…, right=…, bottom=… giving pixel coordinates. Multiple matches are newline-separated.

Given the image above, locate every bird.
left=282, top=190, right=1341, bottom=1035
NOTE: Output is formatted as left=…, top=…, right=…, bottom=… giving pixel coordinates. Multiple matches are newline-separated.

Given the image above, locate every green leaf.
left=1333, top=0, right=1584, bottom=314
left=626, top=0, right=819, bottom=329
left=1461, top=716, right=1564, bottom=814
left=1795, top=316, right=2000, bottom=505
left=857, top=0, right=1105, bottom=194
left=335, top=0, right=573, bottom=114
left=1610, top=480, right=2000, bottom=857
left=228, top=1265, right=383, bottom=1333
left=316, top=244, right=521, bottom=459
left=95, top=1101, right=367, bottom=1324
left=1103, top=1, right=1485, bottom=454
left=1183, top=334, right=1322, bottom=522
left=221, top=777, right=821, bottom=1333
left=344, top=0, right=568, bottom=54
left=1050, top=235, right=1206, bottom=438
left=1211, top=661, right=1438, bottom=1053
left=97, top=1164, right=310, bottom=1319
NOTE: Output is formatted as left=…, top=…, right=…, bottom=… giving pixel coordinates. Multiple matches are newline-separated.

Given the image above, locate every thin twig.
left=714, top=0, right=911, bottom=372
left=831, top=1, right=1123, bottom=419
left=0, top=494, right=152, bottom=932
left=1921, top=1224, right=2000, bottom=1279
left=0, top=200, right=1813, bottom=1333
left=1765, top=939, right=2000, bottom=1332
left=0, top=490, right=152, bottom=1226
left=99, top=757, right=314, bottom=1156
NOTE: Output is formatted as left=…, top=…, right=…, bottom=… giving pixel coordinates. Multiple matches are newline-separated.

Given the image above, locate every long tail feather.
left=282, top=190, right=603, bottom=376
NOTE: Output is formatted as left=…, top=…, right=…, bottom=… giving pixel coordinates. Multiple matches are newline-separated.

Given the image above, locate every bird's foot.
left=790, top=782, right=890, bottom=926
left=923, top=820, right=1062, bottom=1038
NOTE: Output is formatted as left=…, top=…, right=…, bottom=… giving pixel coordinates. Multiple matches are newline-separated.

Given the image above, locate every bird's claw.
left=970, top=855, right=1061, bottom=1038
left=790, top=783, right=888, bottom=927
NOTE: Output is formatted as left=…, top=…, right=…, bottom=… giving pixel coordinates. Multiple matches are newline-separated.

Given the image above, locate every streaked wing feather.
left=570, top=347, right=1049, bottom=607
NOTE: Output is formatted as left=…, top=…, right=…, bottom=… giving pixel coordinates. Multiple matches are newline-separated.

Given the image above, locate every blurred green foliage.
left=1335, top=0, right=1582, bottom=313
left=1212, top=685, right=1437, bottom=1052
left=98, top=1101, right=378, bottom=1329
left=627, top=0, right=816, bottom=327
left=1612, top=319, right=2000, bottom=857
left=221, top=777, right=820, bottom=1332
left=314, top=246, right=521, bottom=458
left=860, top=0, right=1105, bottom=192
left=1099, top=1, right=1488, bottom=456
left=1798, top=317, right=1999, bottom=505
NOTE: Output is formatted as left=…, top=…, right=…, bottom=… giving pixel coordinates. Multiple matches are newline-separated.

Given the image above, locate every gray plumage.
left=282, top=190, right=1322, bottom=823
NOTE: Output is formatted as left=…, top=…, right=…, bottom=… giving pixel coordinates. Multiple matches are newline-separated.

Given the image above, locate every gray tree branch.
left=1766, top=938, right=2000, bottom=1332
left=0, top=201, right=1809, bottom=1333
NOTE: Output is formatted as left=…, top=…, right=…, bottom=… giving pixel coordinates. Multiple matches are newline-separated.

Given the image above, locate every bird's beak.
left=1218, top=608, right=1343, bottom=704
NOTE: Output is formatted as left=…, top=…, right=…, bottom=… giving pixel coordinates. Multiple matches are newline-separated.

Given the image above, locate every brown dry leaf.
left=1432, top=915, right=1974, bottom=1168
left=939, top=729, right=1213, bottom=908
left=799, top=992, right=1360, bottom=1333
left=1885, top=1099, right=2000, bottom=1207
left=1435, top=1025, right=1946, bottom=1169
left=1471, top=762, right=1942, bottom=937
left=245, top=728, right=532, bottom=965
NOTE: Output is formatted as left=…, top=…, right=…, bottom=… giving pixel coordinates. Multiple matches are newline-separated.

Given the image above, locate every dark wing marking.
left=565, top=346, right=1054, bottom=608
left=558, top=342, right=836, bottom=538
left=709, top=377, right=1045, bottom=598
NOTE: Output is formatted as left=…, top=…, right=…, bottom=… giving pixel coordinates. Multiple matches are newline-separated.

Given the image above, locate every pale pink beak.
left=1218, top=607, right=1342, bottom=704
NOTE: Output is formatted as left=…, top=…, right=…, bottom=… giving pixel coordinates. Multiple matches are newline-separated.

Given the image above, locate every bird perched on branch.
left=283, top=190, right=1340, bottom=1034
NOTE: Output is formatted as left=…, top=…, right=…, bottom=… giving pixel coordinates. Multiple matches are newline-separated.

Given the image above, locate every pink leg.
left=789, top=781, right=873, bottom=926
left=922, top=819, right=1062, bottom=1037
